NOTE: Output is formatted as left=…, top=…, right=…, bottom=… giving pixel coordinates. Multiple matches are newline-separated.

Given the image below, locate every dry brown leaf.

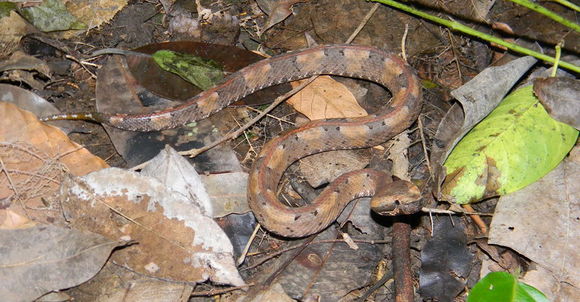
left=0, top=102, right=107, bottom=174
left=0, top=209, right=35, bottom=229
left=0, top=102, right=107, bottom=223
left=287, top=76, right=367, bottom=120
left=60, top=168, right=245, bottom=286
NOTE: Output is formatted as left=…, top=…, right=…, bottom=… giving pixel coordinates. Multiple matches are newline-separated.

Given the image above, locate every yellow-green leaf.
left=151, top=50, right=224, bottom=90
left=442, top=85, right=578, bottom=204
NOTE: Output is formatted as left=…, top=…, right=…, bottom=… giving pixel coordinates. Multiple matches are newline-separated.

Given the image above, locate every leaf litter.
left=1, top=0, right=579, bottom=300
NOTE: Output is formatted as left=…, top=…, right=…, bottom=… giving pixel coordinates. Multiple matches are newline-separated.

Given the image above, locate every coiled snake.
left=46, top=45, right=422, bottom=237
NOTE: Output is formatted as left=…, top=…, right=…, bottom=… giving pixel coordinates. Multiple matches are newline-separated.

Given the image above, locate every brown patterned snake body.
left=45, top=45, right=422, bottom=237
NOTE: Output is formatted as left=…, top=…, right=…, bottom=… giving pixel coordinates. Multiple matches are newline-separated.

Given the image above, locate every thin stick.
left=179, top=76, right=318, bottom=157
left=392, top=219, right=413, bottom=301
left=401, top=23, right=409, bottom=61
left=421, top=207, right=493, bottom=216
left=346, top=3, right=380, bottom=44
left=462, top=204, right=488, bottom=233
left=245, top=106, right=295, bottom=125
left=237, top=224, right=261, bottom=265
left=64, top=54, right=98, bottom=78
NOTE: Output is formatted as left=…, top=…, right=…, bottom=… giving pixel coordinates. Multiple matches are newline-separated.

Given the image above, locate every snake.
left=45, top=45, right=422, bottom=237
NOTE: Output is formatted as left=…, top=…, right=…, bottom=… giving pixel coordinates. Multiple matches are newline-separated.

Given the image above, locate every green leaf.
left=442, top=85, right=578, bottom=204
left=20, top=0, right=87, bottom=32
left=151, top=50, right=224, bottom=90
left=468, top=272, right=549, bottom=302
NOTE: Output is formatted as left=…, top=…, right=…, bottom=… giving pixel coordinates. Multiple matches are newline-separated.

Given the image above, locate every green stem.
left=371, top=0, right=579, bottom=73
left=550, top=0, right=580, bottom=12
left=509, top=0, right=580, bottom=32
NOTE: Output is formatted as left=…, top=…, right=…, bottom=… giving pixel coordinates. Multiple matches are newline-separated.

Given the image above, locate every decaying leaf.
left=488, top=146, right=579, bottom=297
left=19, top=0, right=87, bottom=32
left=288, top=76, right=366, bottom=120
left=60, top=168, right=245, bottom=287
left=200, top=171, right=250, bottom=217
left=0, top=50, right=51, bottom=78
left=533, top=77, right=580, bottom=129
left=442, top=85, right=578, bottom=204
left=419, top=216, right=473, bottom=301
left=140, top=146, right=250, bottom=218
left=152, top=50, right=224, bottom=90
left=141, top=146, right=213, bottom=216
left=0, top=84, right=58, bottom=121
left=0, top=224, right=122, bottom=302
left=66, top=0, right=128, bottom=32
left=256, top=0, right=308, bottom=35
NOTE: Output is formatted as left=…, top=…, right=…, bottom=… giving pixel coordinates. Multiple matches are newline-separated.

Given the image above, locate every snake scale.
left=48, top=45, right=422, bottom=237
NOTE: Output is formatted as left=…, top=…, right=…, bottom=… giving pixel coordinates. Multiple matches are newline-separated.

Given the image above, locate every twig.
left=392, top=219, right=413, bottom=301
left=421, top=207, right=493, bottom=216
left=0, top=156, right=18, bottom=198
left=462, top=204, right=488, bottom=234
left=237, top=224, right=261, bottom=265
left=64, top=54, right=98, bottom=79
left=179, top=76, right=318, bottom=157
left=245, top=106, right=295, bottom=125
left=346, top=3, right=380, bottom=44
left=401, top=23, right=409, bottom=61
